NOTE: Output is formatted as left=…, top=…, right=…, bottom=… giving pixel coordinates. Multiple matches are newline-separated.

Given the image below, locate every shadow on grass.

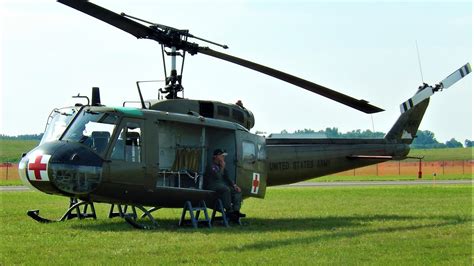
left=223, top=214, right=471, bottom=251
left=66, top=213, right=470, bottom=237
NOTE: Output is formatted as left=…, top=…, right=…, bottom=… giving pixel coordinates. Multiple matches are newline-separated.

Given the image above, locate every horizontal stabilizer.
left=347, top=155, right=394, bottom=160
left=400, top=63, right=471, bottom=114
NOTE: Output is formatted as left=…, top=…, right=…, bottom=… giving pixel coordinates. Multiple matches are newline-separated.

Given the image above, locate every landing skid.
left=27, top=198, right=160, bottom=229
left=123, top=205, right=159, bottom=230
left=26, top=198, right=240, bottom=229
left=27, top=197, right=96, bottom=223
left=108, top=204, right=160, bottom=229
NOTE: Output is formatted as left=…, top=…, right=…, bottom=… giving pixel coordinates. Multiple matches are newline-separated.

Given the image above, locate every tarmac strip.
left=0, top=186, right=32, bottom=192
left=0, top=180, right=472, bottom=192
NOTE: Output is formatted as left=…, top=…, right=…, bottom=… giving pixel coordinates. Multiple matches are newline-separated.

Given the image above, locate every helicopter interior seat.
left=170, top=148, right=202, bottom=189
left=91, top=131, right=110, bottom=154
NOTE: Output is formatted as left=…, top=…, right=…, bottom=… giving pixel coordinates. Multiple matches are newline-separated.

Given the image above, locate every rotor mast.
left=121, top=12, right=228, bottom=99
left=161, top=46, right=184, bottom=99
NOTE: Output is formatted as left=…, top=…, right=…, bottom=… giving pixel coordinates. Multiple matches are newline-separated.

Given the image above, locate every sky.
left=1, top=0, right=472, bottom=143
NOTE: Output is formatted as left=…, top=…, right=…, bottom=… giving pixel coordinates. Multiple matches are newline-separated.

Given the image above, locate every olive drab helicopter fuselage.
left=19, top=0, right=471, bottom=227
left=22, top=99, right=267, bottom=207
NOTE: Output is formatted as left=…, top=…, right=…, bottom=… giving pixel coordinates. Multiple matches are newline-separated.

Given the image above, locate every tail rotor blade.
left=400, top=63, right=471, bottom=113
left=400, top=86, right=433, bottom=113
left=437, top=63, right=471, bottom=90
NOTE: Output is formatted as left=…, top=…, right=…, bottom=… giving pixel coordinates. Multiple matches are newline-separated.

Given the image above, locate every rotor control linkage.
left=121, top=12, right=229, bottom=49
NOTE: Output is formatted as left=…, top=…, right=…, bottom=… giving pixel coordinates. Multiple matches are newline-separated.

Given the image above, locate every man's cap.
left=213, top=149, right=228, bottom=156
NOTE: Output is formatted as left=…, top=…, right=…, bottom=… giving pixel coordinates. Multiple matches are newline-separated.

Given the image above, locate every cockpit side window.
left=111, top=122, right=142, bottom=163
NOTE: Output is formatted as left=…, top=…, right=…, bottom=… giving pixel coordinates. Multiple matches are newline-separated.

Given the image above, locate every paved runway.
left=1, top=180, right=471, bottom=192
left=0, top=186, right=32, bottom=192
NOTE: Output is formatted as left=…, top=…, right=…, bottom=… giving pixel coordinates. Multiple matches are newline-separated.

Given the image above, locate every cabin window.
left=111, top=122, right=142, bottom=163
left=217, top=106, right=230, bottom=117
left=232, top=109, right=244, bottom=123
left=242, top=141, right=256, bottom=162
left=199, top=101, right=214, bottom=118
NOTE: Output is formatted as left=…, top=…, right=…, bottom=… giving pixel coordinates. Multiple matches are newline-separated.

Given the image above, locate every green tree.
left=324, top=127, right=340, bottom=138
left=465, top=139, right=473, bottom=147
left=445, top=138, right=463, bottom=148
left=0, top=134, right=43, bottom=140
left=294, top=128, right=316, bottom=134
left=344, top=129, right=385, bottom=138
left=411, top=130, right=445, bottom=148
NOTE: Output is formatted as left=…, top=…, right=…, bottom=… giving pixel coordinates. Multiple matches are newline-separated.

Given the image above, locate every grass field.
left=0, top=139, right=39, bottom=162
left=406, top=147, right=473, bottom=161
left=0, top=185, right=471, bottom=264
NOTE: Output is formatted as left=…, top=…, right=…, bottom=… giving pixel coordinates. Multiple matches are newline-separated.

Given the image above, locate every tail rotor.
left=400, top=63, right=471, bottom=114
left=387, top=63, right=471, bottom=142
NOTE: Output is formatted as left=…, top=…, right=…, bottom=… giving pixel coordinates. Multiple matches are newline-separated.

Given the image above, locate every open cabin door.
left=236, top=130, right=267, bottom=198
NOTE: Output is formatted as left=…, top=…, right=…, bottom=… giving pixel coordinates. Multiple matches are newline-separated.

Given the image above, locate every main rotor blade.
left=58, top=0, right=155, bottom=39
left=58, top=0, right=383, bottom=113
left=198, top=47, right=384, bottom=114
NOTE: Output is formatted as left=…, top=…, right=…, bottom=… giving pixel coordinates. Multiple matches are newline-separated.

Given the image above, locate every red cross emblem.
left=28, top=154, right=50, bottom=181
left=251, top=173, right=260, bottom=194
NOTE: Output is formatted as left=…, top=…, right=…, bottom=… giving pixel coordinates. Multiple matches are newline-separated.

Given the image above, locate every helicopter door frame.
left=236, top=130, right=267, bottom=198
left=105, top=118, right=146, bottom=186
left=154, top=120, right=208, bottom=190
left=205, top=127, right=237, bottom=186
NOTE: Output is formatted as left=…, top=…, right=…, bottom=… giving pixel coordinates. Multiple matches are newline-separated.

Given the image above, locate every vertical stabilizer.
left=385, top=98, right=429, bottom=143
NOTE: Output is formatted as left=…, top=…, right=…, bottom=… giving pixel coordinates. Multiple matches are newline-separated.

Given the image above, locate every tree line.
left=1, top=130, right=472, bottom=148
left=0, top=134, right=43, bottom=140
left=279, top=128, right=472, bottom=148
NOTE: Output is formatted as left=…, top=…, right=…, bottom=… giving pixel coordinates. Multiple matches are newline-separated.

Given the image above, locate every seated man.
left=205, top=149, right=245, bottom=220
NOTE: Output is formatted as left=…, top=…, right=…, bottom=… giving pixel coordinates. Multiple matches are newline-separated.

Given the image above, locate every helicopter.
left=18, top=0, right=471, bottom=229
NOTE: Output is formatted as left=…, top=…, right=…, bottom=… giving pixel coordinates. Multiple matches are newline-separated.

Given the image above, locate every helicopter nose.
left=19, top=141, right=104, bottom=196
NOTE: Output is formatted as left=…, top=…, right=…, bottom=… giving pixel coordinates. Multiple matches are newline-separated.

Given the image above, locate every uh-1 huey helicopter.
left=19, top=0, right=471, bottom=229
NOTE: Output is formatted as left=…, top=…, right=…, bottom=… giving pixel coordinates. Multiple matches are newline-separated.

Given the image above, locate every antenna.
left=370, top=114, right=375, bottom=133
left=415, top=40, right=424, bottom=83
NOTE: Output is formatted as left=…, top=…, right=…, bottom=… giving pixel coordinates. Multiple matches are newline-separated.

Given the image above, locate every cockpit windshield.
left=62, top=109, right=119, bottom=156
left=41, top=107, right=79, bottom=145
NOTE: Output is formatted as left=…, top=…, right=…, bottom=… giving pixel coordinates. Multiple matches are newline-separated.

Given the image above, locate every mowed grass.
left=0, top=185, right=471, bottom=264
left=407, top=147, right=473, bottom=161
left=0, top=139, right=39, bottom=162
